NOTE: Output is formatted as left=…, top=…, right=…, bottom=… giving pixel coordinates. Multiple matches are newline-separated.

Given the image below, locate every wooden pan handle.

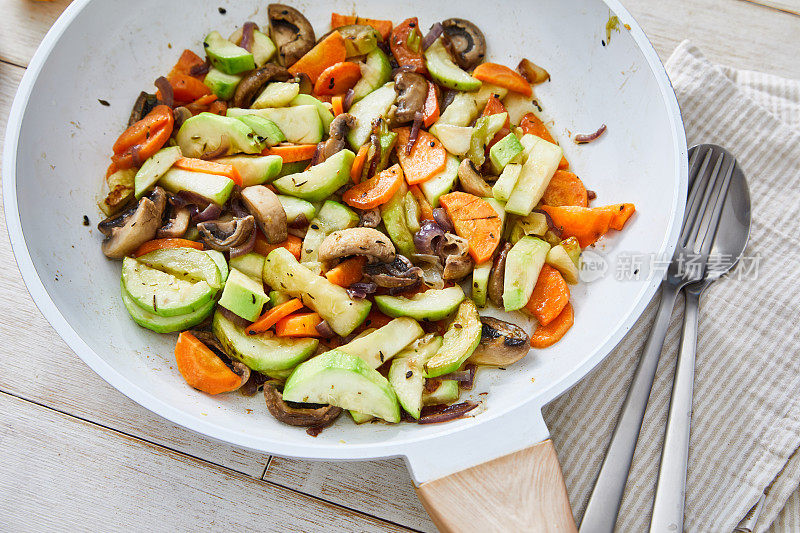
left=415, top=439, right=576, bottom=533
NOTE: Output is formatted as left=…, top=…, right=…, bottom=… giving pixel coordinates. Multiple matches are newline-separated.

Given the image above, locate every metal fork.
left=579, top=146, right=737, bottom=533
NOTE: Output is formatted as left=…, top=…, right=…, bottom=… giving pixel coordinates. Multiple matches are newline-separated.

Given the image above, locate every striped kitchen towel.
left=542, top=41, right=800, bottom=533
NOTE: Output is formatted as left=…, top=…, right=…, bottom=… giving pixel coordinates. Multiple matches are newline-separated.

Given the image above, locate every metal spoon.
left=650, top=145, right=751, bottom=532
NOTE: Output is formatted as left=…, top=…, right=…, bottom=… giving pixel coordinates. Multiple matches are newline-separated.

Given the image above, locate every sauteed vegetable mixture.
left=97, top=5, right=635, bottom=430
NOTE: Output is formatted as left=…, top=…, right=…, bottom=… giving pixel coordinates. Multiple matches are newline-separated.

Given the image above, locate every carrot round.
left=173, top=157, right=241, bottom=186
left=520, top=112, right=569, bottom=170
left=134, top=238, right=203, bottom=257
left=394, top=127, right=447, bottom=185
left=531, top=302, right=574, bottom=348
left=331, top=13, right=393, bottom=40
left=314, top=62, right=362, bottom=95
left=288, top=31, right=347, bottom=83
left=111, top=105, right=173, bottom=170
left=275, top=312, right=323, bottom=337
left=473, top=63, right=532, bottom=97
left=254, top=232, right=303, bottom=260
left=184, top=94, right=219, bottom=115
left=542, top=170, right=588, bottom=207
left=525, top=265, right=570, bottom=326
left=262, top=144, right=318, bottom=162
left=325, top=256, right=367, bottom=287
left=343, top=164, right=404, bottom=209
left=175, top=332, right=241, bottom=395
left=247, top=298, right=304, bottom=335
left=439, top=192, right=502, bottom=264
left=422, top=82, right=440, bottom=128
left=350, top=145, right=370, bottom=184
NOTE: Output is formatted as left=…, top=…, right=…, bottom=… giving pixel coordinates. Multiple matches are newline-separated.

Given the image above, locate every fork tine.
left=697, top=154, right=736, bottom=255
left=685, top=151, right=725, bottom=248
left=687, top=147, right=703, bottom=189
left=679, top=148, right=714, bottom=245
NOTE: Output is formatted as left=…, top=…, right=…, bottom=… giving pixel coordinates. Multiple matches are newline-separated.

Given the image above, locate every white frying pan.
left=3, top=0, right=686, bottom=529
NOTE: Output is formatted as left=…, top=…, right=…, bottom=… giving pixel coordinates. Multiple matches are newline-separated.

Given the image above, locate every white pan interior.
left=4, top=0, right=685, bottom=463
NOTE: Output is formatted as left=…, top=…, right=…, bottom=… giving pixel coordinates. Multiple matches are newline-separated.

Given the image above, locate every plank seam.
left=0, top=389, right=420, bottom=532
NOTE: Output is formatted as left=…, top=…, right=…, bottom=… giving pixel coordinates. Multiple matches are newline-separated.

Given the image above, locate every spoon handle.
left=580, top=281, right=681, bottom=533
left=650, top=285, right=701, bottom=532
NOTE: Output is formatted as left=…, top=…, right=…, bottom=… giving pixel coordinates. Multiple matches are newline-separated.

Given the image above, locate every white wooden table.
left=1, top=1, right=798, bottom=530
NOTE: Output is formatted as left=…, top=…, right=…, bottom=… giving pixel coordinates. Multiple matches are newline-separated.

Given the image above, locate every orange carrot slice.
left=175, top=332, right=241, bottom=394
left=314, top=62, right=362, bottom=95
left=473, top=63, right=532, bottom=97
left=331, top=13, right=393, bottom=40
left=325, top=256, right=367, bottom=287
left=394, top=127, right=447, bottom=185
left=247, top=298, right=304, bottom=335
left=342, top=164, right=404, bottom=209
left=542, top=170, right=588, bottom=207
left=525, top=265, right=570, bottom=326
left=134, top=238, right=203, bottom=257
left=530, top=302, right=574, bottom=348
left=275, top=312, right=323, bottom=337
left=262, top=144, right=319, bottom=162
left=439, top=192, right=502, bottom=263
left=288, top=31, right=347, bottom=83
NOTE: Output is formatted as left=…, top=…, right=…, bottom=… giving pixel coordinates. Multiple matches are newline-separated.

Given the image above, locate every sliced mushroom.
left=197, top=215, right=256, bottom=252
left=488, top=242, right=511, bottom=307
left=443, top=254, right=474, bottom=281
left=240, top=185, right=288, bottom=244
left=441, top=18, right=486, bottom=71
left=189, top=330, right=251, bottom=390
left=98, top=187, right=167, bottom=258
left=268, top=4, right=316, bottom=68
left=318, top=227, right=396, bottom=264
left=322, top=113, right=356, bottom=160
left=467, top=317, right=530, bottom=366
left=128, top=91, right=160, bottom=126
left=437, top=232, right=473, bottom=281
left=411, top=253, right=445, bottom=290
left=393, top=71, right=428, bottom=124
left=364, top=255, right=424, bottom=291
left=263, top=380, right=343, bottom=427
left=231, top=64, right=293, bottom=108
left=172, top=106, right=192, bottom=131
left=457, top=158, right=493, bottom=197
left=358, top=208, right=381, bottom=228
left=156, top=205, right=191, bottom=239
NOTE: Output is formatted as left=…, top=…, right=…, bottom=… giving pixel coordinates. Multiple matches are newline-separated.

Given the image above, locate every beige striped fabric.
left=541, top=41, right=800, bottom=533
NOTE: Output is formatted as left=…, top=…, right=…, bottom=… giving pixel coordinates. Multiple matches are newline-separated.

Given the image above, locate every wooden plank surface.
left=0, top=1, right=798, bottom=532
left=0, top=391, right=412, bottom=533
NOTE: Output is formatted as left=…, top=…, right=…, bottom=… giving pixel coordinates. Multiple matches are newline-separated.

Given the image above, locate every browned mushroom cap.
left=190, top=330, right=250, bottom=390
left=364, top=255, right=424, bottom=291
left=98, top=187, right=167, bottom=258
left=441, top=18, right=486, bottom=70
left=438, top=233, right=474, bottom=281
left=467, top=317, right=529, bottom=366
left=197, top=215, right=256, bottom=252
left=457, top=158, right=493, bottom=197
left=263, top=380, right=343, bottom=427
left=358, top=207, right=381, bottom=228
left=318, top=227, right=396, bottom=264
left=156, top=205, right=191, bottom=239
left=487, top=241, right=511, bottom=307
left=268, top=4, right=316, bottom=67
left=393, top=71, right=428, bottom=123
left=240, top=185, right=288, bottom=244
left=231, top=64, right=293, bottom=108
left=322, top=113, right=356, bottom=160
